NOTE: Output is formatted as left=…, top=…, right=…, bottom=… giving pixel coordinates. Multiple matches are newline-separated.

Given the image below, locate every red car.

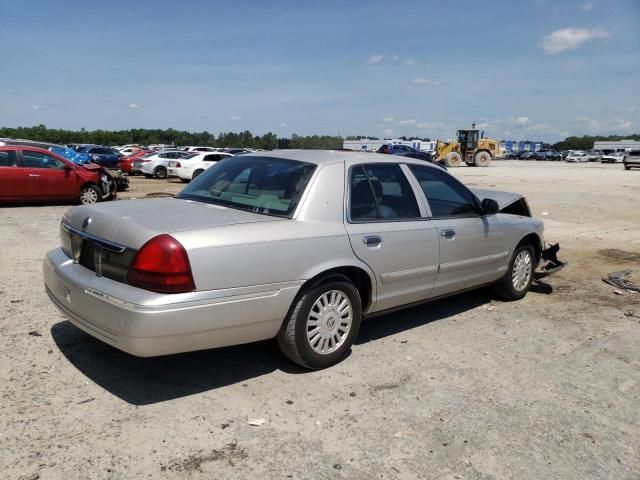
left=118, top=149, right=155, bottom=174
left=0, top=146, right=117, bottom=204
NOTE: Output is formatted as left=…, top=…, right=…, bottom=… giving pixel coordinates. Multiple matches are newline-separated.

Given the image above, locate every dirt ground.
left=1, top=160, right=639, bottom=480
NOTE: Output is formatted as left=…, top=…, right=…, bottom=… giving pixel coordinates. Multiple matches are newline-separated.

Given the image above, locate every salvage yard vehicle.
left=43, top=151, right=563, bottom=369
left=135, top=150, right=194, bottom=178
left=565, top=151, right=588, bottom=163
left=623, top=150, right=640, bottom=170
left=433, top=124, right=499, bottom=167
left=0, top=145, right=117, bottom=204
left=600, top=152, right=625, bottom=164
left=167, top=152, right=234, bottom=182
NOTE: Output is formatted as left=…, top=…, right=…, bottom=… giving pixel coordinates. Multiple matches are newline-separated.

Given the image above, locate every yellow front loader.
left=434, top=125, right=499, bottom=167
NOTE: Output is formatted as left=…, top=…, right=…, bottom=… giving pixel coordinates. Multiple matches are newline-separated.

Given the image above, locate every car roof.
left=240, top=149, right=439, bottom=167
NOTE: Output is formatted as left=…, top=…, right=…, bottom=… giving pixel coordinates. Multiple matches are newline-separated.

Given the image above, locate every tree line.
left=552, top=133, right=640, bottom=150
left=0, top=125, right=344, bottom=150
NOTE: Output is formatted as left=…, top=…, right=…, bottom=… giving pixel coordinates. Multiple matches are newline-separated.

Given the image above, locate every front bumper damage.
left=536, top=243, right=566, bottom=279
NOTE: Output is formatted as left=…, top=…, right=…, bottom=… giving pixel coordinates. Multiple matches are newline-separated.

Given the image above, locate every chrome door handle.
left=29, top=174, right=41, bottom=177
left=440, top=229, right=455, bottom=239
left=363, top=235, right=382, bottom=246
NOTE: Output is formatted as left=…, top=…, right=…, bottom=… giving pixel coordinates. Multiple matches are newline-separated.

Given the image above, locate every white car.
left=135, top=151, right=194, bottom=178
left=167, top=152, right=233, bottom=182
left=183, top=146, right=219, bottom=153
left=601, top=152, right=625, bottom=163
left=565, top=151, right=588, bottom=163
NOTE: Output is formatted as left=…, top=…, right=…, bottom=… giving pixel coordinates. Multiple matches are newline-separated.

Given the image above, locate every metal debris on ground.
left=28, top=330, right=42, bottom=337
left=603, top=270, right=640, bottom=293
left=247, top=419, right=266, bottom=426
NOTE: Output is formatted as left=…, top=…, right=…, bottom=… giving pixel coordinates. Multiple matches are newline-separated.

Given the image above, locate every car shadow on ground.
left=51, top=286, right=543, bottom=406
left=355, top=289, right=491, bottom=344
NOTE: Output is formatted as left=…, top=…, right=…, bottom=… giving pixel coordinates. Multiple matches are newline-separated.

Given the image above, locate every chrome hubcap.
left=306, top=290, right=352, bottom=355
left=80, top=188, right=98, bottom=204
left=512, top=250, right=532, bottom=291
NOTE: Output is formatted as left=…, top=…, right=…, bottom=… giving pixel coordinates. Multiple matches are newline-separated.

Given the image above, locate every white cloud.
left=384, top=128, right=393, bottom=136
left=575, top=116, right=632, bottom=132
left=279, top=123, right=287, bottom=127
left=402, top=58, right=416, bottom=65
left=128, top=102, right=140, bottom=109
left=581, top=1, right=594, bottom=12
left=367, top=54, right=383, bottom=64
left=382, top=117, right=395, bottom=123
left=31, top=105, right=39, bottom=110
left=527, top=123, right=550, bottom=132
left=396, top=119, right=417, bottom=126
left=515, top=116, right=530, bottom=125
left=412, top=78, right=440, bottom=86
left=502, top=129, right=512, bottom=137
left=391, top=54, right=400, bottom=61
left=541, top=27, right=608, bottom=54
left=230, top=115, right=242, bottom=120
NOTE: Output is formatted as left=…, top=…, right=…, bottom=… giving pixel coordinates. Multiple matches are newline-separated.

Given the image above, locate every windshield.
left=176, top=156, right=316, bottom=217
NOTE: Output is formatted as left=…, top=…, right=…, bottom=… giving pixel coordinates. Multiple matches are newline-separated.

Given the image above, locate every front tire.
left=78, top=185, right=101, bottom=205
left=444, top=152, right=462, bottom=168
left=493, top=244, right=535, bottom=301
left=277, top=278, right=362, bottom=369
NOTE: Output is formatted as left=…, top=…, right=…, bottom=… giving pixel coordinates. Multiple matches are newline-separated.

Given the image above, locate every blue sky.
left=1, top=0, right=638, bottom=142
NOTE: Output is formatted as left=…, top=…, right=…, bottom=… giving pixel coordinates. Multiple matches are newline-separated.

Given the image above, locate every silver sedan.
left=43, top=151, right=563, bottom=369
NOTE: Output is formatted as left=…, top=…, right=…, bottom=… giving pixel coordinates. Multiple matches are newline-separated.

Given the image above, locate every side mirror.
left=481, top=198, right=500, bottom=215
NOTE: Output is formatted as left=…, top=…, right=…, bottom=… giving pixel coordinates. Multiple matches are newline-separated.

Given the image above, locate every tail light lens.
left=127, top=234, right=195, bottom=293
left=175, top=162, right=181, bottom=168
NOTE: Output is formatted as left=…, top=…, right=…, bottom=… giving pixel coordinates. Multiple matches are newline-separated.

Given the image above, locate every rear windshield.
left=176, top=156, right=316, bottom=217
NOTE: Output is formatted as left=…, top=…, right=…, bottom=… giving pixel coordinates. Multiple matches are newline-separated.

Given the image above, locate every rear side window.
left=408, top=165, right=478, bottom=218
left=350, top=164, right=420, bottom=221
left=0, top=151, right=18, bottom=167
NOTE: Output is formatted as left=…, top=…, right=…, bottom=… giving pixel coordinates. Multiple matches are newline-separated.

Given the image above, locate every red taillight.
left=127, top=234, right=195, bottom=293
left=175, top=162, right=181, bottom=168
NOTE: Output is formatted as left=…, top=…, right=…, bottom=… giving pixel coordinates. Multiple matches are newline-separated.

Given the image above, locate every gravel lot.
left=1, top=160, right=639, bottom=480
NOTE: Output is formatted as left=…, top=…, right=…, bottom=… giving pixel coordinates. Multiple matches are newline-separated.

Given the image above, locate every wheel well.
left=301, top=267, right=372, bottom=312
left=79, top=182, right=99, bottom=194
left=475, top=149, right=491, bottom=157
left=154, top=165, right=166, bottom=171
left=517, top=233, right=542, bottom=264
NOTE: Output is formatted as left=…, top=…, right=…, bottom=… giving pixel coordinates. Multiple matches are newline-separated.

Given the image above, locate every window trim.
left=346, top=163, right=428, bottom=224
left=405, top=164, right=483, bottom=220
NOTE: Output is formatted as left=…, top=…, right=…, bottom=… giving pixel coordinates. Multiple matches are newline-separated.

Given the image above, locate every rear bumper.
left=43, top=248, right=300, bottom=357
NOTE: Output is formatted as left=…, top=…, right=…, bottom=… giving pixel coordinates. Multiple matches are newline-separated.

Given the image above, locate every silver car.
left=43, top=151, right=563, bottom=369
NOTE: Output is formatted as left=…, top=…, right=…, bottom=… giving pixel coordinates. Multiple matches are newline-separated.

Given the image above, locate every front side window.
left=349, top=164, right=420, bottom=221
left=22, top=151, right=65, bottom=169
left=177, top=156, right=316, bottom=217
left=408, top=165, right=478, bottom=218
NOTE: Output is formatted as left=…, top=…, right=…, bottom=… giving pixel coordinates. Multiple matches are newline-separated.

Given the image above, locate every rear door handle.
left=363, top=235, right=382, bottom=246
left=440, top=229, right=455, bottom=239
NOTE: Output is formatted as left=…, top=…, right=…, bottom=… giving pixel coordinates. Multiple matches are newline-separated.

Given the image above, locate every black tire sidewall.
left=502, top=245, right=535, bottom=300
left=292, top=281, right=362, bottom=369
left=154, top=167, right=167, bottom=178
left=79, top=185, right=100, bottom=204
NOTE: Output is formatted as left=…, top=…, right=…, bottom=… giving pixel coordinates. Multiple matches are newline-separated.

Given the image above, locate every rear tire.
left=192, top=169, right=204, bottom=179
left=153, top=166, right=167, bottom=179
left=444, top=152, right=462, bottom=168
left=78, top=185, right=101, bottom=205
left=492, top=244, right=535, bottom=301
left=277, top=277, right=362, bottom=369
left=474, top=151, right=491, bottom=167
